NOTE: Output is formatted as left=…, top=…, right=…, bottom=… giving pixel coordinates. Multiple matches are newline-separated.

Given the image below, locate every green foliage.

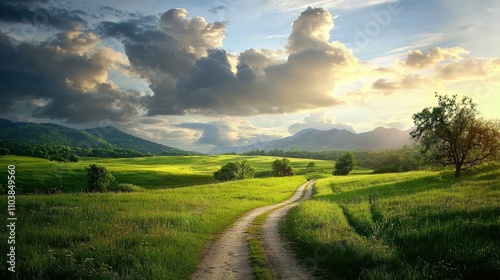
left=213, top=160, right=255, bottom=182
left=333, top=152, right=356, bottom=175
left=306, top=161, right=316, bottom=169
left=272, top=158, right=295, bottom=176
left=113, top=183, right=145, bottom=192
left=283, top=167, right=500, bottom=279
left=0, top=147, right=8, bottom=157
left=244, top=147, right=424, bottom=172
left=411, top=93, right=500, bottom=177
left=85, top=164, right=115, bottom=192
left=66, top=153, right=79, bottom=162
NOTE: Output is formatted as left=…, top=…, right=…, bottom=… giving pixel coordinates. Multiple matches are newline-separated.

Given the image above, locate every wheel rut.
left=193, top=181, right=314, bottom=280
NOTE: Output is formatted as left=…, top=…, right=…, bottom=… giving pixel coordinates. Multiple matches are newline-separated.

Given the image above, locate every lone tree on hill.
left=214, top=160, right=255, bottom=182
left=272, top=158, right=295, bottom=177
left=333, top=152, right=356, bottom=175
left=411, top=93, right=500, bottom=178
left=85, top=164, right=115, bottom=192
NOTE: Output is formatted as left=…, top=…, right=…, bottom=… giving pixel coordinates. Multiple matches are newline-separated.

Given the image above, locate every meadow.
left=0, top=154, right=335, bottom=279
left=0, top=176, right=308, bottom=279
left=0, top=155, right=334, bottom=193
left=282, top=164, right=500, bottom=279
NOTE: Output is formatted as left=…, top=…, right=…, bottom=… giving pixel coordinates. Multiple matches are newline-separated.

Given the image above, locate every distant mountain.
left=213, top=127, right=413, bottom=154
left=85, top=126, right=191, bottom=155
left=0, top=118, right=194, bottom=155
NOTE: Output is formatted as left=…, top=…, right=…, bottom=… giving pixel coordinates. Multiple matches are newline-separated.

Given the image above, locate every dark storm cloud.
left=96, top=7, right=350, bottom=116
left=0, top=31, right=141, bottom=123
left=1, top=5, right=359, bottom=124
left=0, top=0, right=87, bottom=31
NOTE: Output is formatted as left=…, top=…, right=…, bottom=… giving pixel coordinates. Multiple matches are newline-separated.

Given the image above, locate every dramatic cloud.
left=0, top=0, right=87, bottom=31
left=0, top=30, right=141, bottom=123
left=97, top=7, right=357, bottom=116
left=288, top=113, right=356, bottom=134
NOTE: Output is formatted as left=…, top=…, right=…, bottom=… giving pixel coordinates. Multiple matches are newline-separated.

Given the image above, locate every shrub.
left=333, top=152, right=356, bottom=176
left=113, top=183, right=144, bottom=192
left=272, top=158, right=295, bottom=177
left=213, top=160, right=255, bottom=182
left=85, top=164, right=115, bottom=192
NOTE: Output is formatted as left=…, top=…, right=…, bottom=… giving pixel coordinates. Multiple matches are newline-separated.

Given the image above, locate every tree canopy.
left=333, top=152, right=356, bottom=175
left=85, top=164, right=115, bottom=192
left=272, top=158, right=295, bottom=177
left=213, top=160, right=255, bottom=182
left=411, top=93, right=500, bottom=178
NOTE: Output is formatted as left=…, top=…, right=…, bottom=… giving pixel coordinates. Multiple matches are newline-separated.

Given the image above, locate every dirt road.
left=192, top=181, right=314, bottom=280
left=262, top=181, right=315, bottom=279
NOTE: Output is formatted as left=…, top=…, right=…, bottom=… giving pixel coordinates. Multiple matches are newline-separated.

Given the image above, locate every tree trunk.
left=454, top=164, right=461, bottom=178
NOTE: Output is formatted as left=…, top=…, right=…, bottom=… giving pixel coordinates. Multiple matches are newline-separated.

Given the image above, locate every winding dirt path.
left=192, top=181, right=312, bottom=280
left=262, top=181, right=315, bottom=280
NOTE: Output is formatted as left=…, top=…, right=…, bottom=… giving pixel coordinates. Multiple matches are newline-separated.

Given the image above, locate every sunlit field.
left=0, top=155, right=334, bottom=193
left=282, top=164, right=500, bottom=279
left=0, top=176, right=307, bottom=279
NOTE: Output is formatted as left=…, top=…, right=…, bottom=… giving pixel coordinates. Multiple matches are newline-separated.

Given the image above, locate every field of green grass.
left=282, top=164, right=500, bottom=279
left=0, top=155, right=334, bottom=193
left=0, top=176, right=307, bottom=279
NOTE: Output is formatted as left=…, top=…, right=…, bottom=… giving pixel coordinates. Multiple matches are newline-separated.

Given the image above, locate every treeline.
left=243, top=146, right=424, bottom=173
left=0, top=140, right=144, bottom=161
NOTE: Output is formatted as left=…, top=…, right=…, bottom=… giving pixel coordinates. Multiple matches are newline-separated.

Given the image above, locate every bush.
left=272, top=158, right=295, bottom=177
left=333, top=152, right=356, bottom=175
left=213, top=160, right=255, bottom=182
left=85, top=164, right=115, bottom=192
left=66, top=153, right=79, bottom=162
left=112, top=183, right=144, bottom=192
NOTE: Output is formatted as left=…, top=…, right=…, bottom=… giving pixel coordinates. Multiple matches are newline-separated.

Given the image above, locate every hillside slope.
left=0, top=118, right=194, bottom=155
left=214, top=127, right=413, bottom=153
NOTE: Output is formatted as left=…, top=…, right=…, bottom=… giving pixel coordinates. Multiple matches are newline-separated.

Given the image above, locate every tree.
left=272, top=158, right=295, bottom=177
left=333, top=152, right=356, bottom=175
left=0, top=148, right=9, bottom=157
left=306, top=161, right=316, bottom=169
left=213, top=161, right=255, bottom=182
left=85, top=164, right=115, bottom=192
left=411, top=93, right=500, bottom=178
left=238, top=160, right=255, bottom=180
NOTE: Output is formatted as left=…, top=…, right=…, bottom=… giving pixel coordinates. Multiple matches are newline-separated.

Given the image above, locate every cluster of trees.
left=0, top=140, right=145, bottom=160
left=213, top=158, right=296, bottom=182
left=244, top=148, right=422, bottom=173
left=213, top=160, right=256, bottom=182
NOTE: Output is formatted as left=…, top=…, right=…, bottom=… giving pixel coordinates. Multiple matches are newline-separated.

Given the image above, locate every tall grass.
left=0, top=177, right=306, bottom=279
left=282, top=164, right=500, bottom=279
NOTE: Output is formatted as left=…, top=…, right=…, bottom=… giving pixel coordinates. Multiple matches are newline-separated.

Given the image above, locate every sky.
left=0, top=0, right=499, bottom=152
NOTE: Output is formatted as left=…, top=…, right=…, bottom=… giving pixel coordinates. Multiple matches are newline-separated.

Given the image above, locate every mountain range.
left=0, top=118, right=194, bottom=155
left=213, top=127, right=414, bottom=154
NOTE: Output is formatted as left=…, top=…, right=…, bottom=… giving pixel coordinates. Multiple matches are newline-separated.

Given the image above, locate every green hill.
left=0, top=118, right=194, bottom=156
left=84, top=126, right=192, bottom=155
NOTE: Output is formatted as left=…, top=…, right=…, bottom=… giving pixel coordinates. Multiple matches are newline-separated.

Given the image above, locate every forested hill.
left=85, top=126, right=191, bottom=155
left=0, top=118, right=195, bottom=157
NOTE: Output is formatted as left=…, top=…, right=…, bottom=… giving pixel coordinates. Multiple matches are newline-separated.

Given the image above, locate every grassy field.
left=0, top=176, right=307, bottom=279
left=282, top=164, right=500, bottom=279
left=0, top=155, right=334, bottom=193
